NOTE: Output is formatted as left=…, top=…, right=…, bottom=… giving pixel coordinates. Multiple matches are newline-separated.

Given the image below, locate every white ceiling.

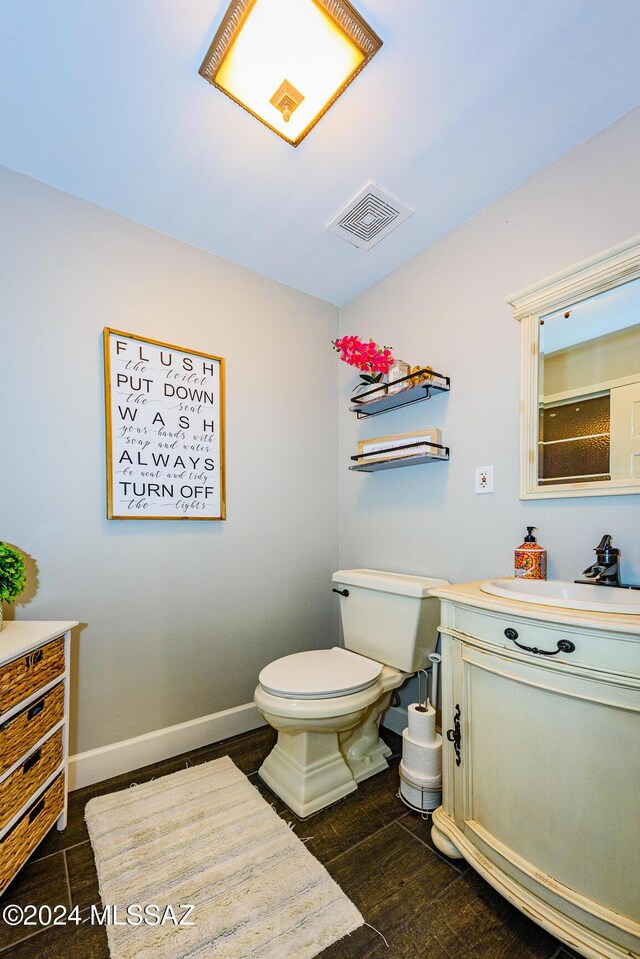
left=1, top=1, right=639, bottom=306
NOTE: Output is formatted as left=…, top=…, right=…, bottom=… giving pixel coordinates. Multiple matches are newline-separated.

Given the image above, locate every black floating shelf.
left=349, top=368, right=450, bottom=418
left=349, top=441, right=450, bottom=473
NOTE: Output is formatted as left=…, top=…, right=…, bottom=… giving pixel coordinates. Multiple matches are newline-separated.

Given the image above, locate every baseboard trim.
left=69, top=703, right=266, bottom=791
left=381, top=704, right=407, bottom=737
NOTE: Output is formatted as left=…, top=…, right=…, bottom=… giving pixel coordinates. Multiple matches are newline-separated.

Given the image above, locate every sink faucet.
left=576, top=534, right=622, bottom=587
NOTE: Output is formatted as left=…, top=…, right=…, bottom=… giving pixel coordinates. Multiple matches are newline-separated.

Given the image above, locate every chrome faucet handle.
left=595, top=534, right=620, bottom=560
left=586, top=535, right=622, bottom=586
left=595, top=534, right=613, bottom=552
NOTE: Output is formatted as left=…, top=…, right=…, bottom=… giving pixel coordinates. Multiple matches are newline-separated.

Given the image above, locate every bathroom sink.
left=480, top=578, right=640, bottom=614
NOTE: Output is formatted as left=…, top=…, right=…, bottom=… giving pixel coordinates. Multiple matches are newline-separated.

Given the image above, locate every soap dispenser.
left=514, top=527, right=547, bottom=580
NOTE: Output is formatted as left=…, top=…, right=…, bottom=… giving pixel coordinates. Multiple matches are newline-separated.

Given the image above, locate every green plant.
left=0, top=543, right=27, bottom=604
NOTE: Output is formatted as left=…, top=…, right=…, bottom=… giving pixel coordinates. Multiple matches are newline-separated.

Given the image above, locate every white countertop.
left=0, top=621, right=78, bottom=663
left=429, top=582, right=640, bottom=637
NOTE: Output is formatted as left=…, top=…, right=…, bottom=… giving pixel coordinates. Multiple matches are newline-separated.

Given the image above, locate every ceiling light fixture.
left=199, top=0, right=382, bottom=146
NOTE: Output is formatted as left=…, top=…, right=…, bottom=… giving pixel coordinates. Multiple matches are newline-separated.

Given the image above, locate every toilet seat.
left=259, top=647, right=383, bottom=699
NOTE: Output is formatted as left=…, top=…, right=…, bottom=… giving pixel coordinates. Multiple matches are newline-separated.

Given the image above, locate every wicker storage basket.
left=0, top=729, right=63, bottom=832
left=0, top=683, right=65, bottom=776
left=0, top=772, right=65, bottom=892
left=0, top=636, right=65, bottom=716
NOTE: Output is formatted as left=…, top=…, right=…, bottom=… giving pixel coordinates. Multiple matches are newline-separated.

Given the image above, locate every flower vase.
left=355, top=375, right=387, bottom=404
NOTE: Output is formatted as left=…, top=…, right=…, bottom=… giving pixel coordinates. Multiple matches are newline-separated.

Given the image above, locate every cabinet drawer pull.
left=26, top=649, right=44, bottom=668
left=23, top=749, right=42, bottom=774
left=504, top=627, right=575, bottom=657
left=446, top=704, right=462, bottom=766
left=28, top=799, right=45, bottom=824
left=27, top=700, right=45, bottom=721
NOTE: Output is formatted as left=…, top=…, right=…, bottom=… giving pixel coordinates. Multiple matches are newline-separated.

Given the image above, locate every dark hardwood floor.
left=0, top=726, right=579, bottom=958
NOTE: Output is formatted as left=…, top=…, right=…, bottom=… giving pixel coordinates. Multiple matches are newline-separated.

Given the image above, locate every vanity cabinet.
left=0, top=621, right=76, bottom=894
left=429, top=584, right=639, bottom=959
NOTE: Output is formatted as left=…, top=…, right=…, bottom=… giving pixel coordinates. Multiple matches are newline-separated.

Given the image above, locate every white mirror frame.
left=507, top=235, right=640, bottom=499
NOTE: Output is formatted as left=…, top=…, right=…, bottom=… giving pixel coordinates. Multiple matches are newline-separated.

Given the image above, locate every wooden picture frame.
left=103, top=329, right=226, bottom=520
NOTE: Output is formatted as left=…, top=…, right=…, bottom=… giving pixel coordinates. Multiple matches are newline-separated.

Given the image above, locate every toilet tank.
left=332, top=569, right=449, bottom=672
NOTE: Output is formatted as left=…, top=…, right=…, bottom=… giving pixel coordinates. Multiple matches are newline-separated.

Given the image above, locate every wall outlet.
left=475, top=465, right=494, bottom=494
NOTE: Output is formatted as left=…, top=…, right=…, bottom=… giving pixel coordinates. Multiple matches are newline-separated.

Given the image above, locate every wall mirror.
left=508, top=235, right=640, bottom=499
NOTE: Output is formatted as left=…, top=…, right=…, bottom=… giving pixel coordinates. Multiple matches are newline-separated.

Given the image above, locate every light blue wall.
left=3, top=107, right=640, bottom=757
left=339, top=108, right=640, bottom=593
left=0, top=166, right=340, bottom=754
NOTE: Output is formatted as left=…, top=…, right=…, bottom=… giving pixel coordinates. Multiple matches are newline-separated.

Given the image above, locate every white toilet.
left=254, top=569, right=447, bottom=818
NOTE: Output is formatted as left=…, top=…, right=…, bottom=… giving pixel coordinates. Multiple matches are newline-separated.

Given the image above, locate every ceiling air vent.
left=326, top=181, right=414, bottom=251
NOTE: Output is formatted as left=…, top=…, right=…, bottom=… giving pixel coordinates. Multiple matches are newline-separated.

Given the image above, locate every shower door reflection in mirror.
left=539, top=278, right=640, bottom=486
left=509, top=235, right=640, bottom=499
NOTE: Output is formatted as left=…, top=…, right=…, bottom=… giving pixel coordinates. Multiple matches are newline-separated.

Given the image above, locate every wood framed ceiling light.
left=199, top=0, right=382, bottom=146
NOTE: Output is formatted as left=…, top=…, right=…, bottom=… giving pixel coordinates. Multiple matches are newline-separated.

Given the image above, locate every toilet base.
left=254, top=675, right=405, bottom=817
left=344, top=739, right=392, bottom=783
left=341, top=692, right=394, bottom=783
left=258, top=729, right=358, bottom=819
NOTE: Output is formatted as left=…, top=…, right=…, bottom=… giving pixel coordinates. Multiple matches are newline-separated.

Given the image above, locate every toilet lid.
left=259, top=647, right=383, bottom=699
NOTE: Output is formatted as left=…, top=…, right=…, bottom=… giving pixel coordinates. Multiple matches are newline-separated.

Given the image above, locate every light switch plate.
left=475, top=465, right=494, bottom=494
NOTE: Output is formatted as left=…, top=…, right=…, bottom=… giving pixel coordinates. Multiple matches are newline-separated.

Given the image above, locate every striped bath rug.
left=85, top=755, right=363, bottom=959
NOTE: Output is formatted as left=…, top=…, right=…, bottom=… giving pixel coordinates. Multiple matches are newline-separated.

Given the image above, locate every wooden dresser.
left=0, top=621, right=77, bottom=894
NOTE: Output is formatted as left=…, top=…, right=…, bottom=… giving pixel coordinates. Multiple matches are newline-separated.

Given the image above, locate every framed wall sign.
left=103, top=329, right=225, bottom=520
